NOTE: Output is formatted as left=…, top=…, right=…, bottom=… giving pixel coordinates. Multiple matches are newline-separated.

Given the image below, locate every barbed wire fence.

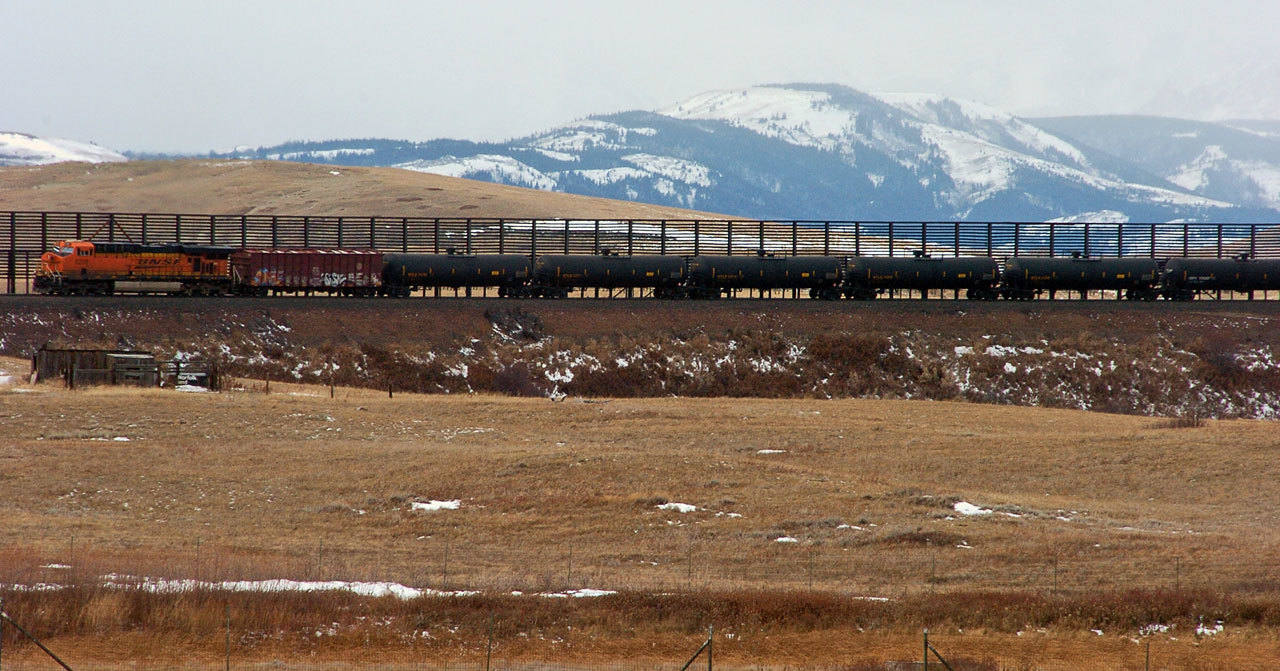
left=0, top=601, right=1266, bottom=671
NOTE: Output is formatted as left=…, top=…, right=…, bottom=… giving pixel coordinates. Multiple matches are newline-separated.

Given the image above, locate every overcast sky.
left=4, top=0, right=1278, bottom=152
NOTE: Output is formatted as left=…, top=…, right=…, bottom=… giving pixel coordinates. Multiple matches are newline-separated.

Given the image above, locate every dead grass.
left=0, top=159, right=741, bottom=219
left=2, top=380, right=1279, bottom=668
left=2, top=584, right=1279, bottom=670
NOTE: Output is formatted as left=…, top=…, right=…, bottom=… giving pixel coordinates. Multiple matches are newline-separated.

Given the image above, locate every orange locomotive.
left=34, top=240, right=236, bottom=295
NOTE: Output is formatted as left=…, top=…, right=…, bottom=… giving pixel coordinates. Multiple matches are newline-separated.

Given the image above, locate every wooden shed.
left=31, top=347, right=157, bottom=388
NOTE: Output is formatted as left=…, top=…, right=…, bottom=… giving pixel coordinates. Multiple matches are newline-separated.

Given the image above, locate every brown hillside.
left=0, top=159, right=741, bottom=219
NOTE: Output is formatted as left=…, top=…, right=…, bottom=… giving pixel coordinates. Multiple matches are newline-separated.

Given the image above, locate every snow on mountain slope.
left=1168, top=145, right=1280, bottom=209
left=397, top=155, right=558, bottom=191
left=220, top=83, right=1280, bottom=222
left=0, top=132, right=126, bottom=166
left=1034, top=115, right=1280, bottom=212
left=659, top=87, right=858, bottom=151
left=659, top=85, right=1232, bottom=213
left=396, top=120, right=718, bottom=208
left=874, top=93, right=1091, bottom=169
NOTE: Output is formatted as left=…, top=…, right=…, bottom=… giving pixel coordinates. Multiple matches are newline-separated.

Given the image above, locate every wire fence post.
left=485, top=611, right=494, bottom=671
left=679, top=624, right=713, bottom=671
left=224, top=603, right=231, bottom=671
left=707, top=624, right=713, bottom=671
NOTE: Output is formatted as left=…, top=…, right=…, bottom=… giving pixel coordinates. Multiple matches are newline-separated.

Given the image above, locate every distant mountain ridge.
left=208, top=84, right=1280, bottom=223
left=8, top=83, right=1280, bottom=223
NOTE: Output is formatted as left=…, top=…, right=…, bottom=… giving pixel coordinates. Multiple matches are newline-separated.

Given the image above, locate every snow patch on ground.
left=104, top=576, right=475, bottom=600
left=540, top=588, right=618, bottom=598
left=411, top=500, right=461, bottom=512
left=657, top=502, right=698, bottom=513
left=953, top=501, right=993, bottom=516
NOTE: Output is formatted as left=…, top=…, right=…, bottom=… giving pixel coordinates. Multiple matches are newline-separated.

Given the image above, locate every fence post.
left=225, top=603, right=231, bottom=671
left=707, top=624, right=713, bottom=671
left=693, top=221, right=700, bottom=256
left=486, top=611, right=494, bottom=671
left=923, top=629, right=928, bottom=671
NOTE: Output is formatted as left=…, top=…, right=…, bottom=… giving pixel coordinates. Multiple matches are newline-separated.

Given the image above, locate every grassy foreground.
left=1, top=359, right=1278, bottom=668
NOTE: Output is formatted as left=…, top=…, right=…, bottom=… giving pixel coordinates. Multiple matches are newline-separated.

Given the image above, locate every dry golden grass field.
left=2, top=353, right=1279, bottom=670
left=0, top=160, right=739, bottom=219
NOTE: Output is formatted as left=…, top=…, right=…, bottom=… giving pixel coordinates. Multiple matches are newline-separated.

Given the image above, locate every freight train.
left=31, top=239, right=1280, bottom=301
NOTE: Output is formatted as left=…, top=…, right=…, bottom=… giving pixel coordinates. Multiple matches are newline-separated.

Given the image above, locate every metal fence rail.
left=5, top=211, right=1280, bottom=294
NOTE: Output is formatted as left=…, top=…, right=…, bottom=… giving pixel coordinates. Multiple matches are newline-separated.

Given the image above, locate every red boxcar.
left=230, top=249, right=384, bottom=296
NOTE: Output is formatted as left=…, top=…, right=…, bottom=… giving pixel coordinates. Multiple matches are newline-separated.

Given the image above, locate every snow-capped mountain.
left=0, top=132, right=126, bottom=166
left=1032, top=115, right=1280, bottom=212
left=216, top=84, right=1280, bottom=222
